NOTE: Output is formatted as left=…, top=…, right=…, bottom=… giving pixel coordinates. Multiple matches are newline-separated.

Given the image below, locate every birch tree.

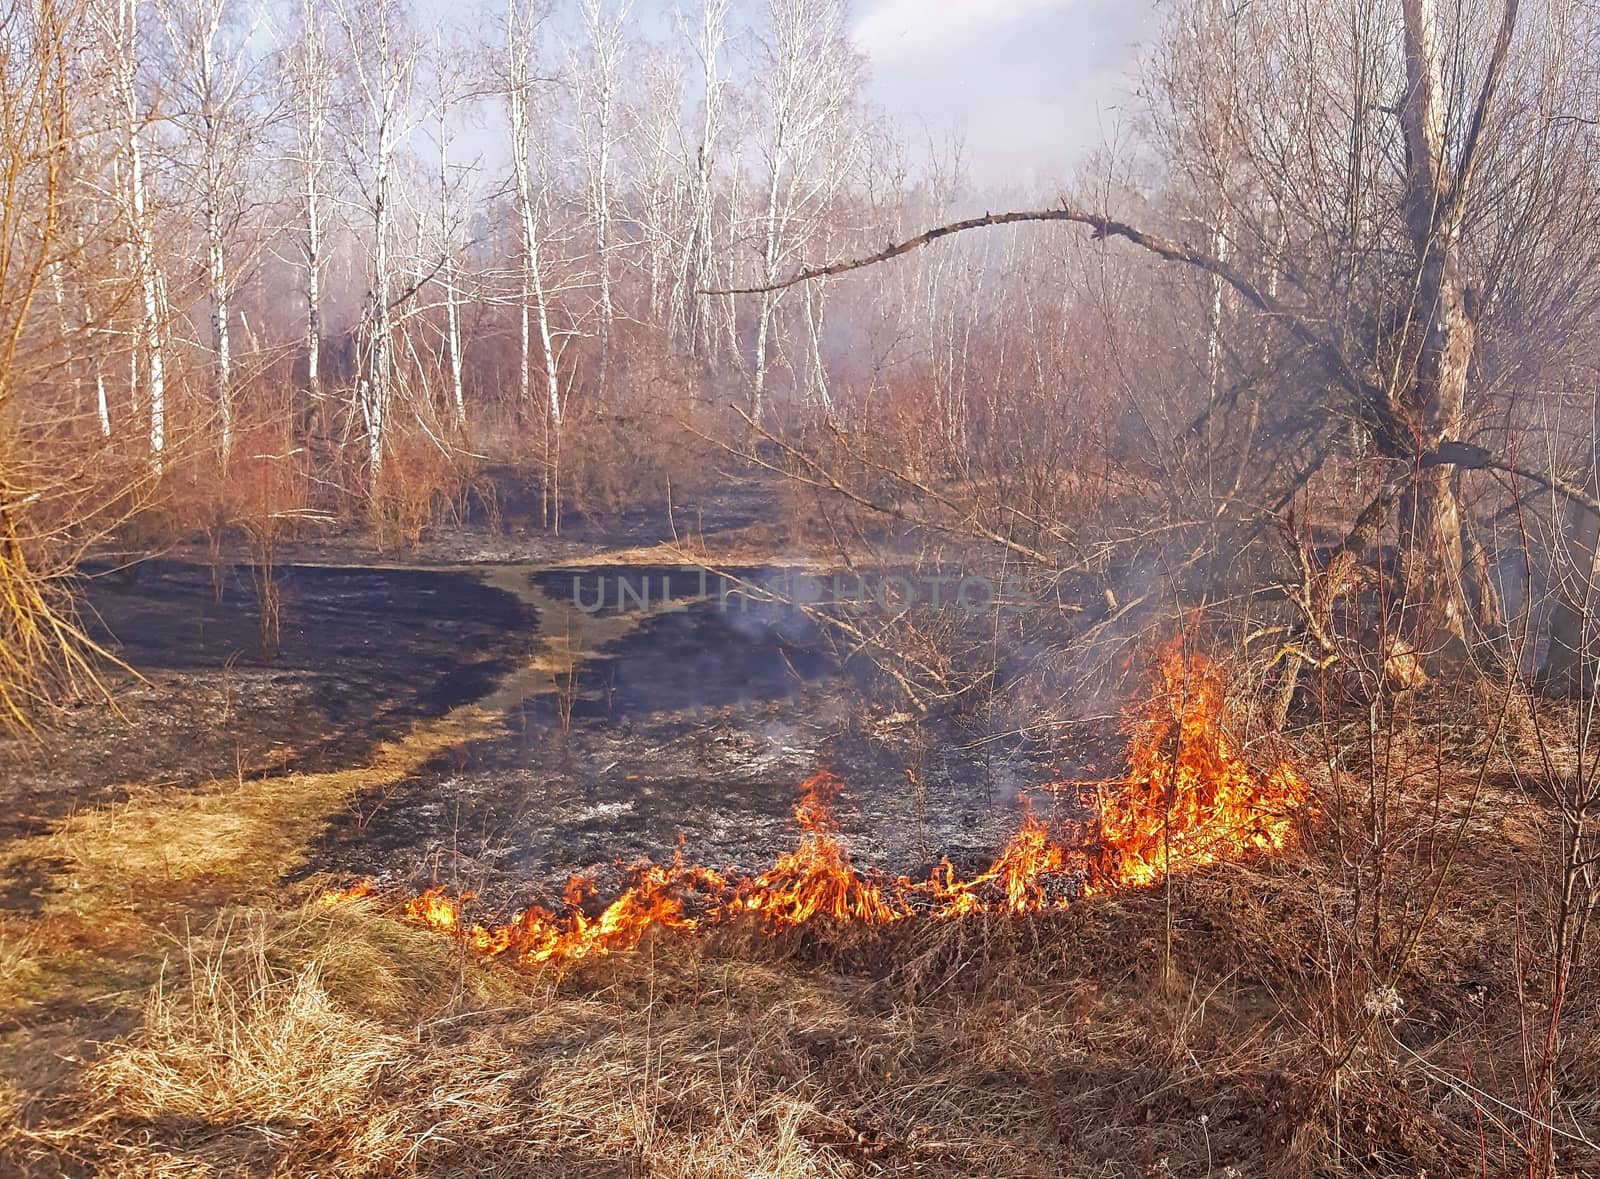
left=572, top=0, right=628, bottom=404
left=504, top=0, right=561, bottom=429
left=422, top=36, right=474, bottom=431
left=628, top=47, right=688, bottom=336
left=106, top=0, right=167, bottom=465
left=747, top=0, right=860, bottom=426
left=0, top=0, right=112, bottom=730
left=332, top=0, right=417, bottom=484
left=674, top=0, right=729, bottom=364
left=285, top=0, right=331, bottom=433
left=157, top=0, right=256, bottom=467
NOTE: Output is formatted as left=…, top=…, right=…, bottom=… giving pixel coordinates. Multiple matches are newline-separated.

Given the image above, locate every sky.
left=848, top=0, right=1157, bottom=185
left=418, top=0, right=1161, bottom=189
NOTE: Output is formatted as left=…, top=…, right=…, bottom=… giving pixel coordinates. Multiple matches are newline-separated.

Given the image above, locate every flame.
left=914, top=804, right=1077, bottom=917
left=321, top=641, right=1309, bottom=968
left=735, top=770, right=904, bottom=925
left=316, top=878, right=375, bottom=906
left=405, top=885, right=472, bottom=931
left=1088, top=643, right=1308, bottom=891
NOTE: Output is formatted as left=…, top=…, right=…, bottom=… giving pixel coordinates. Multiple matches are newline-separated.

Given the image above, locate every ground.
left=0, top=473, right=1596, bottom=1177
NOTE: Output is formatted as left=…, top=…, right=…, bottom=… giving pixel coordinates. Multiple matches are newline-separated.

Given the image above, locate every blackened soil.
left=0, top=559, right=537, bottom=842
left=302, top=576, right=1068, bottom=913
left=4, top=546, right=1091, bottom=910
left=527, top=565, right=841, bottom=722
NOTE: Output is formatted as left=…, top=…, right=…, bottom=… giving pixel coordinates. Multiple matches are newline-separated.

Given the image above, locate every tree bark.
left=120, top=0, right=165, bottom=467
left=1544, top=395, right=1600, bottom=690
left=1390, top=0, right=1519, bottom=648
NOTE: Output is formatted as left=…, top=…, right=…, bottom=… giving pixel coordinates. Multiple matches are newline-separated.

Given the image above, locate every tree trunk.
left=1544, top=396, right=1600, bottom=690
left=1390, top=0, right=1496, bottom=649
left=118, top=0, right=165, bottom=467
left=295, top=0, right=326, bottom=443
left=207, top=194, right=232, bottom=467
left=436, top=121, right=465, bottom=431
left=751, top=154, right=784, bottom=428
left=367, top=111, right=391, bottom=484
left=1395, top=463, right=1468, bottom=643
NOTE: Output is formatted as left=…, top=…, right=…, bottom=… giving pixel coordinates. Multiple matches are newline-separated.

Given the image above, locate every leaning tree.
left=729, top=0, right=1600, bottom=684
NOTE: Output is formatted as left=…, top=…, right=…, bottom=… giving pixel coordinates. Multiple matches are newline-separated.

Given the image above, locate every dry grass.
left=0, top=917, right=44, bottom=1009
left=93, top=940, right=406, bottom=1128
left=12, top=777, right=1593, bottom=1179
left=2, top=683, right=1597, bottom=1177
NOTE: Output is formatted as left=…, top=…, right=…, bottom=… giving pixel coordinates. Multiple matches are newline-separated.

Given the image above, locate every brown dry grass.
left=0, top=917, right=44, bottom=1009
left=2, top=671, right=1597, bottom=1178
left=6, top=748, right=1595, bottom=1179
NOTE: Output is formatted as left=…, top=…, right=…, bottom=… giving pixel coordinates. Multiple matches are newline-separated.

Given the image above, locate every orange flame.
left=1088, top=642, right=1308, bottom=890
left=321, top=641, right=1309, bottom=968
left=736, top=770, right=904, bottom=925
left=316, top=878, right=375, bottom=906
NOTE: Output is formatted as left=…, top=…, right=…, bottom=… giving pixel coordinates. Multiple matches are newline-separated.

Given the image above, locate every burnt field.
left=301, top=564, right=1071, bottom=912
left=2, top=484, right=1593, bottom=1179
left=1, top=559, right=538, bottom=844
left=6, top=0, right=1600, bottom=1168
left=3, top=551, right=1074, bottom=913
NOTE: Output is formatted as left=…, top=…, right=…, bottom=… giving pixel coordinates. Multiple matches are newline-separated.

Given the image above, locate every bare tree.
left=106, top=0, right=168, bottom=465
left=727, top=0, right=1600, bottom=670
left=0, top=0, right=124, bottom=731
left=745, top=0, right=861, bottom=426
left=285, top=0, right=332, bottom=437
left=504, top=0, right=561, bottom=432
left=332, top=0, right=418, bottom=484
left=572, top=0, right=628, bottom=404
left=425, top=34, right=476, bottom=432
left=673, top=0, right=730, bottom=365
left=157, top=0, right=258, bottom=468
left=628, top=44, right=688, bottom=337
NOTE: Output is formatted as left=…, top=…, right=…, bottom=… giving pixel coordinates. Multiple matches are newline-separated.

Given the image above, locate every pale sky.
left=416, top=0, right=1159, bottom=188
left=849, top=0, right=1156, bottom=184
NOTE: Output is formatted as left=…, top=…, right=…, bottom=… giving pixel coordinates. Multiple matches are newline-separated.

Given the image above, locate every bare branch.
left=706, top=203, right=1390, bottom=426
left=1454, top=0, right=1522, bottom=210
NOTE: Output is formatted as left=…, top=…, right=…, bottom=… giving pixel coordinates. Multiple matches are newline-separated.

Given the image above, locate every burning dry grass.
left=6, top=766, right=1598, bottom=1179
left=333, top=643, right=1310, bottom=973
left=4, top=626, right=1598, bottom=1175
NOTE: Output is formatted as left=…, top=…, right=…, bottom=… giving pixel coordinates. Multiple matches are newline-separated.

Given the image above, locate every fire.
left=1088, top=643, right=1308, bottom=890
left=322, top=641, right=1309, bottom=968
left=916, top=805, right=1077, bottom=917
left=405, top=885, right=471, bottom=931
left=316, top=878, right=375, bottom=906
left=736, top=770, right=903, bottom=925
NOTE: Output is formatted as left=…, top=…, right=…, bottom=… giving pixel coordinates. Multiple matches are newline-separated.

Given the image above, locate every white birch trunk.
left=506, top=0, right=561, bottom=427
left=117, top=0, right=166, bottom=465
left=752, top=158, right=784, bottom=425
left=334, top=0, right=414, bottom=485
left=577, top=0, right=623, bottom=405
left=682, top=0, right=726, bottom=362
left=200, top=13, right=233, bottom=466
left=295, top=0, right=327, bottom=413
left=432, top=117, right=464, bottom=428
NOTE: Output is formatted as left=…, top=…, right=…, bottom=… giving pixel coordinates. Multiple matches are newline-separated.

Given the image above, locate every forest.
left=3, top=0, right=1600, bottom=1175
